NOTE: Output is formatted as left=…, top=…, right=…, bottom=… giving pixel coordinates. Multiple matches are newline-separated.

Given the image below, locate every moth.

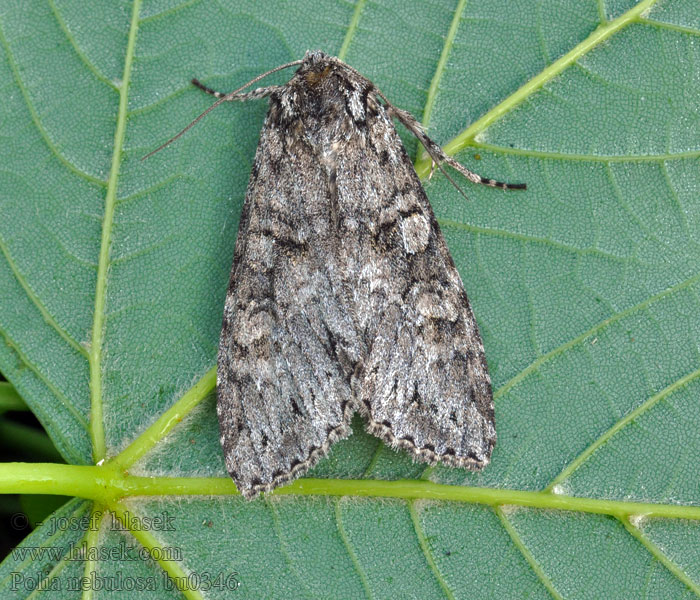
left=151, top=51, right=525, bottom=499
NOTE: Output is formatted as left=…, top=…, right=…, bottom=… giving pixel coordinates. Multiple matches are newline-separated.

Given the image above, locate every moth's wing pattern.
left=332, top=92, right=496, bottom=470
left=216, top=99, right=364, bottom=499
left=359, top=209, right=497, bottom=468
left=217, top=52, right=497, bottom=499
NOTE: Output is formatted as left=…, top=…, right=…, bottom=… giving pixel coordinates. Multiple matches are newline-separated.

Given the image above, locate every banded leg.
left=385, top=103, right=526, bottom=191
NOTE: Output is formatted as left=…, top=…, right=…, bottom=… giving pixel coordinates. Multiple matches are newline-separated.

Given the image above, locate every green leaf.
left=1, top=0, right=700, bottom=598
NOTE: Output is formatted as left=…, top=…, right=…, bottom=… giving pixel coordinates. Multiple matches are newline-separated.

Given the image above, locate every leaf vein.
left=420, top=0, right=466, bottom=133
left=415, top=0, right=663, bottom=178
left=0, top=232, right=88, bottom=357
left=409, top=500, right=456, bottom=600
left=89, top=0, right=143, bottom=463
left=495, top=270, right=700, bottom=400
left=110, top=366, right=215, bottom=470
left=139, top=0, right=202, bottom=24
left=334, top=498, right=374, bottom=599
left=266, top=499, right=315, bottom=599
left=620, top=517, right=700, bottom=597
left=471, top=142, right=700, bottom=162
left=439, top=217, right=630, bottom=262
left=639, top=17, right=700, bottom=37
left=80, top=502, right=103, bottom=600
left=495, top=507, right=564, bottom=600
left=338, top=0, right=367, bottom=61
left=107, top=500, right=205, bottom=600
left=0, top=326, right=90, bottom=440
left=47, top=0, right=119, bottom=91
left=604, top=163, right=656, bottom=244
left=0, top=499, right=88, bottom=582
left=0, top=22, right=107, bottom=186
left=546, top=364, right=700, bottom=491
left=660, top=161, right=692, bottom=240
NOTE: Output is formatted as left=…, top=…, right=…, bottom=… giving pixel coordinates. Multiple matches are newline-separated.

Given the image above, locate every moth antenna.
left=141, top=59, right=304, bottom=160
left=378, top=90, right=526, bottom=194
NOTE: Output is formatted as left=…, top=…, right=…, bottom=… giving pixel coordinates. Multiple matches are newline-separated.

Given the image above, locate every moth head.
left=303, top=50, right=330, bottom=64
left=299, top=51, right=336, bottom=87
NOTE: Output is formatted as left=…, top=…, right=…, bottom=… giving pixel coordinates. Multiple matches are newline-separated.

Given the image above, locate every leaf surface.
left=1, top=0, right=700, bottom=598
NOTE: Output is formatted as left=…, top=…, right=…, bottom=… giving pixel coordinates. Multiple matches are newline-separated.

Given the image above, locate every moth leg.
left=191, top=78, right=226, bottom=98
left=428, top=159, right=437, bottom=180
left=384, top=103, right=526, bottom=191
left=191, top=78, right=283, bottom=102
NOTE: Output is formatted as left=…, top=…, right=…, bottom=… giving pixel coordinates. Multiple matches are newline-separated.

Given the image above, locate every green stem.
left=0, top=463, right=117, bottom=502
left=109, top=366, right=215, bottom=470
left=2, top=463, right=700, bottom=522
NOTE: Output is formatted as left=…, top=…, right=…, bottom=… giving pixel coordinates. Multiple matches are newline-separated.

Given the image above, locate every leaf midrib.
left=5, top=464, right=700, bottom=521
left=88, top=0, right=143, bottom=464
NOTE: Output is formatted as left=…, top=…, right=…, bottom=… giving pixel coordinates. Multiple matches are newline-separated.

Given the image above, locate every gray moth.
left=179, top=51, right=526, bottom=499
